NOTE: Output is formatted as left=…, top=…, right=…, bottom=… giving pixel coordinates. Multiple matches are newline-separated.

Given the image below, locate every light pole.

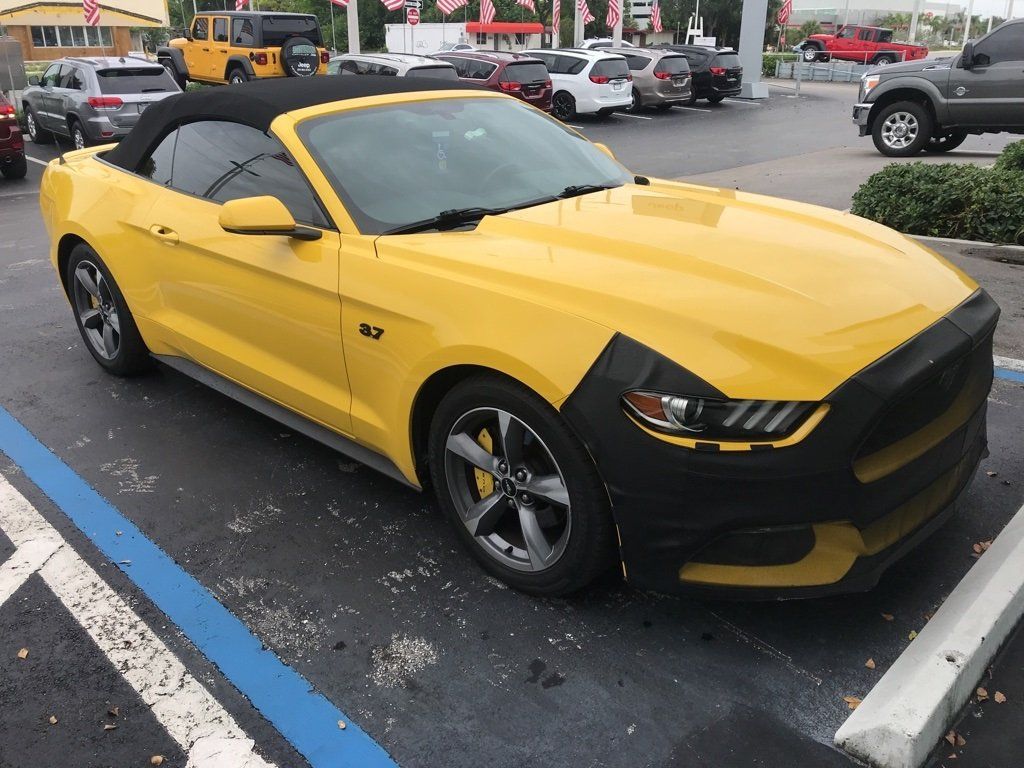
left=347, top=0, right=360, bottom=53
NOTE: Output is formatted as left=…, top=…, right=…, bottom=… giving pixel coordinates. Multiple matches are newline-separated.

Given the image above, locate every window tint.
left=261, top=16, right=322, bottom=47
left=137, top=131, right=176, bottom=187
left=455, top=59, right=496, bottom=79
left=654, top=56, right=690, bottom=76
left=163, top=121, right=328, bottom=228
left=837, top=27, right=856, bottom=39
left=41, top=63, right=62, bottom=88
left=622, top=54, right=650, bottom=71
left=878, top=30, right=893, bottom=43
left=407, top=66, right=459, bottom=80
left=713, top=53, right=741, bottom=69
left=232, top=17, right=256, bottom=45
left=379, top=66, right=398, bottom=76
left=213, top=18, right=228, bottom=43
left=193, top=17, right=209, bottom=41
left=974, top=24, right=1024, bottom=66
left=60, top=67, right=85, bottom=90
left=503, top=62, right=548, bottom=83
left=591, top=58, right=629, bottom=78
left=327, top=59, right=340, bottom=74
left=97, top=67, right=178, bottom=94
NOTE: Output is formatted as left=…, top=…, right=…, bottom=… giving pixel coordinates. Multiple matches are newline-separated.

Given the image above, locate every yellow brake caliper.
left=475, top=428, right=495, bottom=498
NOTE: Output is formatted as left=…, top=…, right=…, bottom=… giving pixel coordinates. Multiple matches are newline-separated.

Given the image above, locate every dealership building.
left=0, top=0, right=167, bottom=61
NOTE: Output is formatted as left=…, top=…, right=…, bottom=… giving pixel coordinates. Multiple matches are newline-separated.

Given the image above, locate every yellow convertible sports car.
left=40, top=77, right=998, bottom=598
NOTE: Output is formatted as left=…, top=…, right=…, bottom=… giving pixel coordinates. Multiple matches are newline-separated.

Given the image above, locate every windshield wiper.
left=559, top=183, right=620, bottom=199
left=382, top=206, right=509, bottom=236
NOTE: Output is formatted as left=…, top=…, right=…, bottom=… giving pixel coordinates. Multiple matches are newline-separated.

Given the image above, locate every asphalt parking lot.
left=2, top=81, right=1023, bottom=768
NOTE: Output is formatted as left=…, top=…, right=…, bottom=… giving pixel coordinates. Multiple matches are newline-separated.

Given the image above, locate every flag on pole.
left=516, top=0, right=536, bottom=12
left=650, top=0, right=662, bottom=33
left=777, top=0, right=792, bottom=25
left=235, top=0, right=249, bottom=10
left=606, top=0, right=620, bottom=29
left=381, top=0, right=405, bottom=11
left=551, top=0, right=560, bottom=38
left=437, top=0, right=468, bottom=15
left=83, top=0, right=100, bottom=26
left=577, top=0, right=594, bottom=24
left=331, top=0, right=349, bottom=7
left=480, top=0, right=496, bottom=24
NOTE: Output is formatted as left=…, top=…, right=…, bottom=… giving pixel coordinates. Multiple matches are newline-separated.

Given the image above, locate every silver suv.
left=22, top=56, right=181, bottom=150
left=327, top=53, right=459, bottom=80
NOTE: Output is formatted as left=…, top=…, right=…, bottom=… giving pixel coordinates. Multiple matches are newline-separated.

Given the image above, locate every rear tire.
left=25, top=107, right=53, bottom=145
left=707, top=95, right=725, bottom=104
left=654, top=103, right=672, bottom=111
left=627, top=87, right=643, bottom=113
left=227, top=66, right=248, bottom=85
left=871, top=100, right=933, bottom=157
left=924, top=130, right=968, bottom=153
left=428, top=375, right=616, bottom=596
left=66, top=244, right=152, bottom=376
left=0, top=155, right=27, bottom=180
left=873, top=53, right=897, bottom=66
left=70, top=120, right=89, bottom=151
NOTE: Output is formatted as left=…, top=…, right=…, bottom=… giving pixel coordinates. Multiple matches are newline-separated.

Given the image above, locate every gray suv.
left=853, top=18, right=1024, bottom=156
left=22, top=57, right=180, bottom=150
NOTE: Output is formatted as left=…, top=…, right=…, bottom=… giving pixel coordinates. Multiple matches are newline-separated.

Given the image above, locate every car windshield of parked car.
left=97, top=67, right=179, bottom=94
left=262, top=16, right=322, bottom=46
left=299, top=97, right=630, bottom=234
left=406, top=66, right=460, bottom=80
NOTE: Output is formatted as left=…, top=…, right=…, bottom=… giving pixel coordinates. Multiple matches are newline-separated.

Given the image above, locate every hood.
left=375, top=183, right=976, bottom=402
left=869, top=58, right=952, bottom=76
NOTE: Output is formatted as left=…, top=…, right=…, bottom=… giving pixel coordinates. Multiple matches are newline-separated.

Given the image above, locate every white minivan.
left=522, top=48, right=632, bottom=121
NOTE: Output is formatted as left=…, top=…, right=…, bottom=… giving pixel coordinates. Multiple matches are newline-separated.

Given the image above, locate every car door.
left=186, top=17, right=210, bottom=79
left=210, top=16, right=230, bottom=81
left=948, top=22, right=1024, bottom=128
left=831, top=26, right=858, bottom=59
left=141, top=120, right=352, bottom=431
left=56, top=66, right=85, bottom=134
left=37, top=63, right=66, bottom=130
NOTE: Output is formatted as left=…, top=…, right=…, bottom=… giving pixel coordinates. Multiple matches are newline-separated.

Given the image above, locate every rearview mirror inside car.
left=593, top=142, right=616, bottom=161
left=961, top=41, right=974, bottom=69
left=218, top=197, right=321, bottom=241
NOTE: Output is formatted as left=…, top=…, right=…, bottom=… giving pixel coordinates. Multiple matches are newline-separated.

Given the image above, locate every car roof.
left=437, top=50, right=541, bottom=64
left=337, top=52, right=450, bottom=66
left=529, top=48, right=624, bottom=60
left=105, top=75, right=482, bottom=173
left=194, top=10, right=316, bottom=17
left=604, top=47, right=681, bottom=56
left=60, top=55, right=159, bottom=69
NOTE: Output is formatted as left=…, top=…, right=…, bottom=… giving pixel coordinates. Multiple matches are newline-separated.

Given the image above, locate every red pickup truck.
left=796, top=25, right=928, bottom=66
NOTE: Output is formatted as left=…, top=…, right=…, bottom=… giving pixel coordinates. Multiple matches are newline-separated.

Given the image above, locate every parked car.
left=328, top=53, right=459, bottom=80
left=795, top=25, right=928, bottom=66
left=431, top=42, right=476, bottom=54
left=853, top=18, right=1024, bottom=156
left=579, top=38, right=636, bottom=49
left=0, top=91, right=27, bottom=180
left=158, top=11, right=329, bottom=87
left=41, top=76, right=998, bottom=599
left=521, top=48, right=632, bottom=120
left=606, top=47, right=692, bottom=112
left=22, top=57, right=181, bottom=150
left=433, top=51, right=552, bottom=112
left=653, top=44, right=742, bottom=104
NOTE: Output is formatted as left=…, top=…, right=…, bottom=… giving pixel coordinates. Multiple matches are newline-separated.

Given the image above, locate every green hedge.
left=761, top=53, right=784, bottom=78
left=850, top=141, right=1024, bottom=246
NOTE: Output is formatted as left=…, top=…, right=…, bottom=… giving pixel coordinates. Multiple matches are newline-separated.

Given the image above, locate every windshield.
left=407, top=66, right=459, bottom=80
left=262, top=16, right=322, bottom=47
left=97, top=67, right=179, bottom=94
left=299, top=98, right=630, bottom=234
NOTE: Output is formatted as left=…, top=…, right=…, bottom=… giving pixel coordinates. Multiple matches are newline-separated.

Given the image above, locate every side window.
left=169, top=121, right=329, bottom=228
left=59, top=66, right=83, bottom=89
left=232, top=18, right=255, bottom=46
left=327, top=60, right=340, bottom=75
left=41, top=63, right=62, bottom=88
left=974, top=25, right=1024, bottom=66
left=624, top=55, right=649, bottom=71
left=566, top=57, right=587, bottom=75
left=877, top=30, right=892, bottom=43
left=192, top=17, right=209, bottom=41
left=137, top=130, right=177, bottom=187
left=339, top=59, right=361, bottom=74
left=213, top=18, right=228, bottom=43
left=837, top=27, right=856, bottom=39
left=379, top=66, right=398, bottom=76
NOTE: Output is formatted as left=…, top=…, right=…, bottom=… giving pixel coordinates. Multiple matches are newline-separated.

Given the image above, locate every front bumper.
left=853, top=102, right=873, bottom=135
left=561, top=290, right=999, bottom=598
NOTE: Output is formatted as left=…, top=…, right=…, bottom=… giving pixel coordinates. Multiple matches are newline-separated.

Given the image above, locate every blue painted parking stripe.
left=996, top=367, right=1024, bottom=384
left=0, top=406, right=396, bottom=768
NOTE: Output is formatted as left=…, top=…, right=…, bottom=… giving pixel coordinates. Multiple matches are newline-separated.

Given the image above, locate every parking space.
left=2, top=81, right=1024, bottom=768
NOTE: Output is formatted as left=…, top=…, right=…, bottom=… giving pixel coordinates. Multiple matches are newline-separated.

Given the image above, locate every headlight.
left=862, top=74, right=880, bottom=95
left=622, top=391, right=817, bottom=440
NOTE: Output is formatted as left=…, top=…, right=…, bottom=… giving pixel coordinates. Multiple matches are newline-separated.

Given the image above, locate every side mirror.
left=185, top=30, right=193, bottom=41
left=28, top=75, right=39, bottom=86
left=593, top=142, right=616, bottom=160
left=218, top=196, right=321, bottom=241
left=961, top=41, right=974, bottom=69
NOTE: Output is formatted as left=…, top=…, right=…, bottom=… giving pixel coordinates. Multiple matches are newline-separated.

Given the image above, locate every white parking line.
left=995, top=355, right=1024, bottom=373
left=25, top=156, right=50, bottom=167
left=617, top=113, right=654, bottom=120
left=723, top=98, right=762, bottom=106
left=674, top=105, right=713, bottom=113
left=0, top=476, right=276, bottom=768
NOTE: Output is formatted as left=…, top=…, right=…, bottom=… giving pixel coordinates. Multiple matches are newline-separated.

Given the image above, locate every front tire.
left=801, top=46, right=820, bottom=63
left=924, top=130, right=968, bottom=153
left=25, top=107, right=53, bottom=145
left=66, top=244, right=151, bottom=376
left=551, top=91, right=576, bottom=121
left=159, top=58, right=187, bottom=90
left=872, top=100, right=933, bottom=157
left=428, top=375, right=616, bottom=596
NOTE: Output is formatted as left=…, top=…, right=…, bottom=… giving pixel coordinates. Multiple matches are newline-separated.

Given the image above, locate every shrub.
left=762, top=53, right=784, bottom=78
left=851, top=142, right=1024, bottom=245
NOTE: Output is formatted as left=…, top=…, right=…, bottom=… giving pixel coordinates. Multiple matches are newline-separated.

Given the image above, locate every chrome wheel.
left=26, top=112, right=37, bottom=141
left=881, top=111, right=919, bottom=150
left=72, top=260, right=120, bottom=360
left=444, top=408, right=572, bottom=573
left=802, top=47, right=818, bottom=62
left=229, top=70, right=246, bottom=84
left=72, top=125, right=86, bottom=150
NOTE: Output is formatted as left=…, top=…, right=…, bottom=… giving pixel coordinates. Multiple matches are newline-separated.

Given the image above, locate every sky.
left=970, top=0, right=1021, bottom=17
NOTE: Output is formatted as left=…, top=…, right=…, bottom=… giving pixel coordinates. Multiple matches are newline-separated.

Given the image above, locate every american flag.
left=605, top=0, right=619, bottom=28
left=551, top=0, right=560, bottom=38
left=516, top=0, right=536, bottom=12
left=82, top=0, right=100, bottom=27
left=480, top=0, right=496, bottom=24
left=577, top=0, right=594, bottom=24
left=777, top=0, right=792, bottom=25
left=437, top=0, right=467, bottom=15
left=331, top=0, right=349, bottom=7
left=381, top=0, right=405, bottom=11
left=235, top=0, right=248, bottom=10
left=650, top=0, right=663, bottom=33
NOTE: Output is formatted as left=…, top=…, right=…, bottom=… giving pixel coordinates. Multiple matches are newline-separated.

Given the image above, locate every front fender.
left=156, top=46, right=187, bottom=76
left=866, top=76, right=948, bottom=125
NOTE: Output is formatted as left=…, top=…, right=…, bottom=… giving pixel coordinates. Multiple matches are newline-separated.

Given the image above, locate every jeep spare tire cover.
left=281, top=36, right=319, bottom=77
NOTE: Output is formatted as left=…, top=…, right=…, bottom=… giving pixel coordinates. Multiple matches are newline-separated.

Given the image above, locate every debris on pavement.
left=16, top=647, right=28, bottom=659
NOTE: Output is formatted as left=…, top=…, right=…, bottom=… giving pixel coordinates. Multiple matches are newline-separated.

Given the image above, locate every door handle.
left=149, top=225, right=179, bottom=245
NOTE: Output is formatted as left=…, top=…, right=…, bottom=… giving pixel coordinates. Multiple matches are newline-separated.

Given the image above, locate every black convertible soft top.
left=105, top=75, right=483, bottom=172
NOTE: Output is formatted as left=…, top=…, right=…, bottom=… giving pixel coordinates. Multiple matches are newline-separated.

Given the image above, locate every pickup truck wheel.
left=801, top=46, right=820, bottom=63
left=924, top=130, right=968, bottom=153
left=873, top=54, right=897, bottom=65
left=872, top=101, right=933, bottom=157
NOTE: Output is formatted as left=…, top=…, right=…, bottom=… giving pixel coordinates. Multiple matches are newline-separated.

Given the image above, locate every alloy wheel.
left=881, top=111, right=919, bottom=150
left=72, top=260, right=120, bottom=360
left=27, top=112, right=37, bottom=140
left=73, top=126, right=86, bottom=150
left=444, top=408, right=572, bottom=573
left=552, top=93, right=573, bottom=121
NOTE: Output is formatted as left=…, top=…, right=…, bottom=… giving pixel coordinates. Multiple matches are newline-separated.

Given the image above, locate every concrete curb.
left=834, top=502, right=1024, bottom=768
left=913, top=234, right=1024, bottom=254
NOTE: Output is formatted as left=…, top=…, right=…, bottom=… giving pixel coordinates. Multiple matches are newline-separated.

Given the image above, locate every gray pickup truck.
left=853, top=18, right=1024, bottom=157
